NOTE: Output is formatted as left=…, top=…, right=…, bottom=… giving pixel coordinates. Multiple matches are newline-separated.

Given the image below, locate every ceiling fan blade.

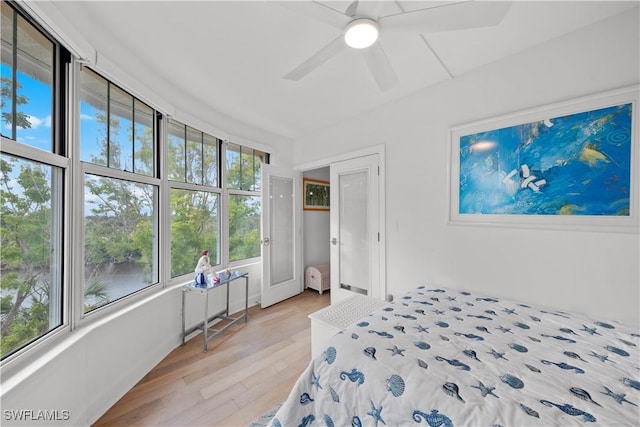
left=380, top=1, right=512, bottom=33
left=353, top=0, right=383, bottom=19
left=283, top=34, right=346, bottom=81
left=278, top=1, right=350, bottom=29
left=345, top=0, right=359, bottom=17
left=361, top=42, right=399, bottom=91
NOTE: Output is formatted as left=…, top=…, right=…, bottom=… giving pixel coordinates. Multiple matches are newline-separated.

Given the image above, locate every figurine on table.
left=194, top=250, right=213, bottom=286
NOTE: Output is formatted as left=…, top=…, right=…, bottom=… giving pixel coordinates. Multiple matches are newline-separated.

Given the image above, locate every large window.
left=226, top=143, right=263, bottom=262
left=1, top=2, right=65, bottom=360
left=0, top=155, right=63, bottom=358
left=226, top=143, right=260, bottom=191
left=1, top=2, right=271, bottom=361
left=170, top=189, right=220, bottom=277
left=79, top=67, right=159, bottom=314
left=167, top=119, right=218, bottom=185
left=83, top=174, right=158, bottom=312
left=167, top=119, right=220, bottom=278
left=229, top=194, right=261, bottom=261
left=79, top=68, right=155, bottom=176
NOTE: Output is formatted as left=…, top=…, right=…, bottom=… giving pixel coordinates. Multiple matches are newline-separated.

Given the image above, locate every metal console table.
left=182, top=271, right=249, bottom=352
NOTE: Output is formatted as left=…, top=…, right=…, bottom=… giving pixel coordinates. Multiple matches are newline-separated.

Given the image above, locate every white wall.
left=1, top=288, right=180, bottom=426
left=293, top=11, right=640, bottom=323
left=303, top=168, right=331, bottom=270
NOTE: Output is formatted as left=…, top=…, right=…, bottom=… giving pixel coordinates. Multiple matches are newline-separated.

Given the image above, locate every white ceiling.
left=42, top=1, right=638, bottom=142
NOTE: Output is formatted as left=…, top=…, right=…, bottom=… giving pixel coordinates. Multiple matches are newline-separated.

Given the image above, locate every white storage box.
left=305, top=264, right=330, bottom=294
left=308, top=295, right=385, bottom=357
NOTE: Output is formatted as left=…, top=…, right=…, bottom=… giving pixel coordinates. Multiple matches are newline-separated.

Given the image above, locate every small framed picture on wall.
left=303, top=178, right=330, bottom=211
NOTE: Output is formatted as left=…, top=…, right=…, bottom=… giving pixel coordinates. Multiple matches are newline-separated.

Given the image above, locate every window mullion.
left=221, top=142, right=229, bottom=267
left=131, top=98, right=136, bottom=173
left=200, top=131, right=204, bottom=185
left=70, top=61, right=84, bottom=331
left=106, top=82, right=111, bottom=168
left=11, top=9, right=18, bottom=140
left=221, top=186, right=230, bottom=269
left=49, top=166, right=64, bottom=329
left=183, top=125, right=187, bottom=182
left=158, top=114, right=170, bottom=285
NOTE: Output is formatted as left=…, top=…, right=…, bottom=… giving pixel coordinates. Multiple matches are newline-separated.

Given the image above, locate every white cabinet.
left=305, top=264, right=330, bottom=294
left=308, top=295, right=385, bottom=358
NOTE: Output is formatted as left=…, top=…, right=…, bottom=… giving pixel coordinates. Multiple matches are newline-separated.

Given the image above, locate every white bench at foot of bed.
left=308, top=295, right=385, bottom=358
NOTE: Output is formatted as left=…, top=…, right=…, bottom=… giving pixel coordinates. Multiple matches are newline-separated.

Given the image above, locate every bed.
left=269, top=286, right=639, bottom=426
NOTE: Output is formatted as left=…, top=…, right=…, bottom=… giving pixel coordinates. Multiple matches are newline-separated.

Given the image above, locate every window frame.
left=168, top=184, right=222, bottom=280
left=0, top=141, right=70, bottom=362
left=1, top=2, right=272, bottom=364
left=222, top=142, right=263, bottom=265
left=79, top=163, right=161, bottom=316
left=0, top=2, right=70, bottom=363
left=165, top=118, right=223, bottom=285
left=75, top=65, right=162, bottom=322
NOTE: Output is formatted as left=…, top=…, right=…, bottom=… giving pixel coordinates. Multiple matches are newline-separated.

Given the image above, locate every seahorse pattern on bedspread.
left=268, top=286, right=639, bottom=426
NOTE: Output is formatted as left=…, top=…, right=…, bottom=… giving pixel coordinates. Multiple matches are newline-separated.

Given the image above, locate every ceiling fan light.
left=344, top=19, right=379, bottom=49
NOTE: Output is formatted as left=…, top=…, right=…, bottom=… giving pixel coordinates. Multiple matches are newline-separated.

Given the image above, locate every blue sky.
left=1, top=66, right=53, bottom=151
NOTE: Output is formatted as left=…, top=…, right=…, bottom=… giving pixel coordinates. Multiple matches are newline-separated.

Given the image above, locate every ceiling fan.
left=282, top=1, right=512, bottom=91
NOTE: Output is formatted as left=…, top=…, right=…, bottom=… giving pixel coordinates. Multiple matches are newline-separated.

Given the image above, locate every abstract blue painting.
left=458, top=103, right=633, bottom=216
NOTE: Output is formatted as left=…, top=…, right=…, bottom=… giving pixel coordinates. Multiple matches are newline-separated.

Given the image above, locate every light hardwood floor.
left=93, top=289, right=330, bottom=427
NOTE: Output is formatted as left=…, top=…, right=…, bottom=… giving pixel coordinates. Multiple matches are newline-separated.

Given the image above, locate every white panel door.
left=261, top=167, right=302, bottom=307
left=330, top=154, right=381, bottom=303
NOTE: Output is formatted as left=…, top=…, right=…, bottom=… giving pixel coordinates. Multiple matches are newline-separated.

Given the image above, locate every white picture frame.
left=448, top=86, right=639, bottom=233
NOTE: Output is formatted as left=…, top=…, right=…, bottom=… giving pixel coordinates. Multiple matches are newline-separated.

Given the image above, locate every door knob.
left=331, top=237, right=337, bottom=245
left=263, top=237, right=270, bottom=245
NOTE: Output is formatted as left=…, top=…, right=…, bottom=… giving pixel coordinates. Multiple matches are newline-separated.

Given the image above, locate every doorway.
left=302, top=167, right=331, bottom=275
left=300, top=145, right=386, bottom=304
